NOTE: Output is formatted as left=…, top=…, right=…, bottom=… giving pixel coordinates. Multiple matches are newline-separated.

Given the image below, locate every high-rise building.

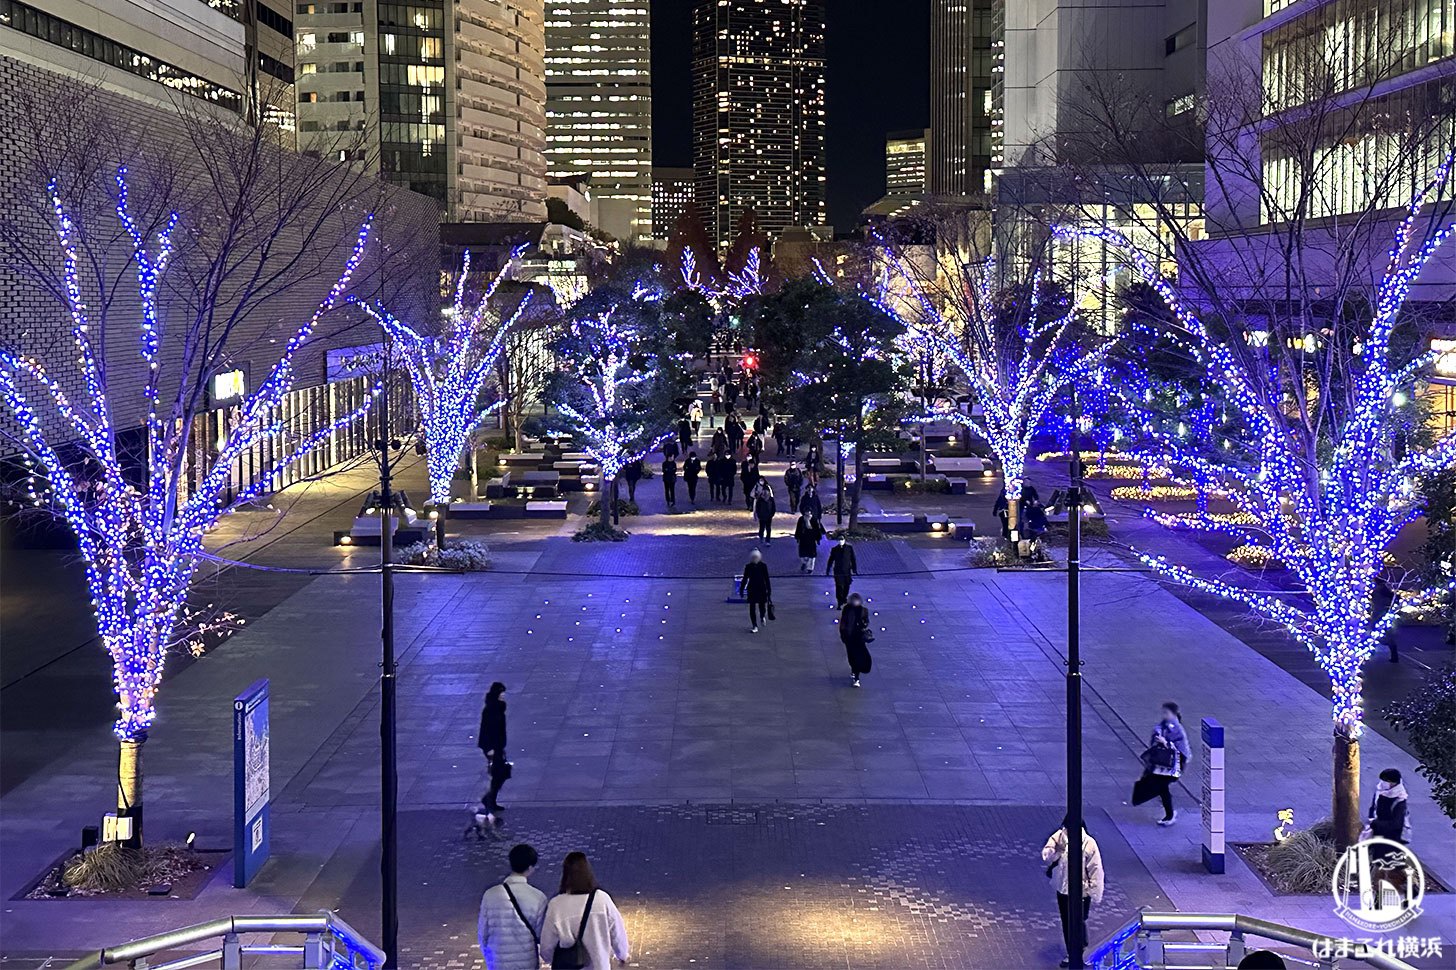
left=295, top=0, right=548, bottom=222
left=886, top=130, right=930, bottom=195
left=691, top=0, right=827, bottom=245
left=651, top=166, right=695, bottom=241
left=929, top=0, right=999, bottom=196
left=545, top=0, right=653, bottom=245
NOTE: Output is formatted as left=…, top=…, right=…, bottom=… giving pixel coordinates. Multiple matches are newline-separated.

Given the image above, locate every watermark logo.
left=1332, top=838, right=1425, bottom=932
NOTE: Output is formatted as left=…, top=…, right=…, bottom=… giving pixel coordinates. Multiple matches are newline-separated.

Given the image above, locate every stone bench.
left=336, top=512, right=428, bottom=547
left=929, top=456, right=987, bottom=474
left=525, top=500, right=569, bottom=519
left=947, top=477, right=968, bottom=495
left=864, top=457, right=906, bottom=472
left=864, top=473, right=892, bottom=492
left=501, top=453, right=549, bottom=469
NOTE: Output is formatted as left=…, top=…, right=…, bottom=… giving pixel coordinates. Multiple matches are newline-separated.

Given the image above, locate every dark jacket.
left=684, top=456, right=702, bottom=481
left=795, top=517, right=825, bottom=557
left=754, top=491, right=777, bottom=522
left=662, top=459, right=677, bottom=483
left=799, top=490, right=822, bottom=517
left=711, top=429, right=727, bottom=453
left=838, top=604, right=870, bottom=644
left=1369, top=782, right=1410, bottom=842
left=785, top=466, right=803, bottom=493
left=740, top=560, right=771, bottom=602
left=623, top=460, right=643, bottom=484
left=827, top=543, right=858, bottom=577
left=478, top=698, right=506, bottom=754
left=741, top=461, right=759, bottom=488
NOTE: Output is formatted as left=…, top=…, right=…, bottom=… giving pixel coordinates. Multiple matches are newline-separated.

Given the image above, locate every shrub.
left=584, top=498, right=640, bottom=518
left=829, top=525, right=887, bottom=542
left=1386, top=662, right=1456, bottom=825
left=62, top=842, right=206, bottom=894
left=395, top=539, right=492, bottom=571
left=1248, top=819, right=1339, bottom=894
left=897, top=478, right=951, bottom=494
left=573, top=522, right=629, bottom=542
left=966, top=536, right=1051, bottom=567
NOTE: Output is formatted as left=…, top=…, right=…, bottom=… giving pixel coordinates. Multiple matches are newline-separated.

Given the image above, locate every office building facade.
left=886, top=130, right=930, bottom=195
left=929, top=0, right=999, bottom=196
left=295, top=0, right=548, bottom=222
left=691, top=0, right=827, bottom=244
left=651, top=166, right=695, bottom=241
left=545, top=0, right=653, bottom=244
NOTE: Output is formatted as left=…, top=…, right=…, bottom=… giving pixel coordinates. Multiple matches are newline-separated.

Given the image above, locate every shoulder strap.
left=501, top=881, right=539, bottom=947
left=572, top=889, right=598, bottom=945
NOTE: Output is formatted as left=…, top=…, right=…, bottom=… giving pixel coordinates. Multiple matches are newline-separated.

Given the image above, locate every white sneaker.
left=751, top=626, right=759, bottom=634
left=852, top=676, right=861, bottom=688
left=1157, top=811, right=1178, bottom=826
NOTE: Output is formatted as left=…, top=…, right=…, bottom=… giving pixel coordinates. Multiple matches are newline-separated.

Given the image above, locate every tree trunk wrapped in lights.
left=0, top=174, right=377, bottom=844
left=355, top=250, right=532, bottom=546
left=1055, top=164, right=1456, bottom=846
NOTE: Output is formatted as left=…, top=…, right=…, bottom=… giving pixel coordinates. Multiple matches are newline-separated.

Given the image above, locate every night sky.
left=649, top=0, right=931, bottom=234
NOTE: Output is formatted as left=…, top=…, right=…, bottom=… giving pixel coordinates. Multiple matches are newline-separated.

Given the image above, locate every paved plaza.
left=0, top=450, right=1453, bottom=967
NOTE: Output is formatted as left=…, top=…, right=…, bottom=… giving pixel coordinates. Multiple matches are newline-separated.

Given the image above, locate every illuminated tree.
left=1061, top=172, right=1456, bottom=845
left=878, top=246, right=1111, bottom=541
left=355, top=251, right=531, bottom=543
left=544, top=286, right=688, bottom=529
left=0, top=174, right=376, bottom=843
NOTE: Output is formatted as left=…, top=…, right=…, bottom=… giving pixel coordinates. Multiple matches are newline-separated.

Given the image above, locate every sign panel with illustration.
left=233, top=678, right=270, bottom=887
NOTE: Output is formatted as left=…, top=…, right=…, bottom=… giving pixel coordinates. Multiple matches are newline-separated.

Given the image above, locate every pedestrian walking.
left=727, top=413, right=745, bottom=453
left=683, top=451, right=701, bottom=505
left=838, top=592, right=873, bottom=687
left=1041, top=817, right=1105, bottom=969
left=739, top=549, right=772, bottom=633
left=752, top=481, right=777, bottom=542
left=741, top=458, right=759, bottom=510
left=795, top=512, right=826, bottom=573
left=622, top=459, right=643, bottom=503
left=1362, top=767, right=1411, bottom=848
left=799, top=486, right=822, bottom=525
left=784, top=462, right=803, bottom=515
left=478, top=843, right=548, bottom=970
left=689, top=399, right=704, bottom=438
left=826, top=536, right=858, bottom=608
left=662, top=457, right=678, bottom=511
left=661, top=436, right=680, bottom=462
left=747, top=431, right=763, bottom=463
left=723, top=454, right=737, bottom=505
left=711, top=387, right=722, bottom=419
left=773, top=420, right=786, bottom=455
left=478, top=682, right=510, bottom=815
left=540, top=852, right=630, bottom=970
left=1131, top=702, right=1193, bottom=825
left=725, top=381, right=739, bottom=410
left=678, top=416, right=692, bottom=450
left=711, top=427, right=728, bottom=455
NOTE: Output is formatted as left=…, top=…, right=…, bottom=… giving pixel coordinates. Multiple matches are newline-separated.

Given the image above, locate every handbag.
left=550, top=889, right=597, bottom=970
left=1143, top=743, right=1178, bottom=774
left=767, top=601, right=776, bottom=622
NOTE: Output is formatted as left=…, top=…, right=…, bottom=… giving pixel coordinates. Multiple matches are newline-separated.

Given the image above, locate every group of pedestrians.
left=477, top=844, right=630, bottom=970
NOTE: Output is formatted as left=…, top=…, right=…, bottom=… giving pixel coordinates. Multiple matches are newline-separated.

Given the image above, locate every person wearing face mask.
left=826, top=535, right=858, bottom=609
left=738, top=548, right=772, bottom=634
left=838, top=592, right=873, bottom=687
left=1132, top=702, right=1193, bottom=826
left=1363, top=767, right=1411, bottom=851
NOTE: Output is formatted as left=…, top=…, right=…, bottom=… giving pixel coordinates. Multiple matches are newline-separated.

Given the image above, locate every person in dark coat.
left=662, top=457, right=678, bottom=510
left=752, top=481, right=777, bottom=542
left=784, top=461, right=803, bottom=513
left=1366, top=767, right=1411, bottom=849
left=747, top=432, right=763, bottom=463
left=838, top=593, right=873, bottom=687
left=622, top=459, right=644, bottom=502
left=683, top=451, right=702, bottom=505
left=678, top=417, right=693, bottom=450
left=741, top=459, right=759, bottom=510
left=661, top=436, right=680, bottom=462
left=826, top=536, right=858, bottom=608
left=1025, top=498, right=1050, bottom=539
left=711, top=428, right=728, bottom=455
left=794, top=512, right=826, bottom=572
left=773, top=421, right=786, bottom=455
left=478, top=682, right=510, bottom=812
left=739, top=549, right=772, bottom=633
left=799, top=486, right=822, bottom=526
left=727, top=413, right=745, bottom=454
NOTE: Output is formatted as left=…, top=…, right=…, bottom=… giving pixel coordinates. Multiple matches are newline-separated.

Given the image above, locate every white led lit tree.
left=544, top=286, right=687, bottom=530
left=878, top=245, right=1111, bottom=542
left=355, top=251, right=532, bottom=544
left=1060, top=169, right=1456, bottom=845
left=0, top=174, right=378, bottom=844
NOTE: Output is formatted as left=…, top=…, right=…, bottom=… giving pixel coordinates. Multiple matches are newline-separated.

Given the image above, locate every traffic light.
left=742, top=352, right=758, bottom=372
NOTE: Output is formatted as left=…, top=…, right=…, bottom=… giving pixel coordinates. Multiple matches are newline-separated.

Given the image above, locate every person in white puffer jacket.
left=1042, top=818, right=1105, bottom=969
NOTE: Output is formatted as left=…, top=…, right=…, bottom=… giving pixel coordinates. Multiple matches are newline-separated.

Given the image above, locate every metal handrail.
left=1090, top=911, right=1419, bottom=970
left=63, top=912, right=383, bottom=970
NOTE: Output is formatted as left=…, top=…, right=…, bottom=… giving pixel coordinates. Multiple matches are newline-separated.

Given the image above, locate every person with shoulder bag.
left=478, top=843, right=548, bottom=970
left=540, top=852, right=630, bottom=969
left=838, top=592, right=874, bottom=688
left=1041, top=817, right=1105, bottom=969
left=1131, top=702, right=1193, bottom=826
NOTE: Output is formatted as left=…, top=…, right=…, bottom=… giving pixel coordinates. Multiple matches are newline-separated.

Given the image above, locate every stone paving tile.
left=305, top=803, right=1169, bottom=970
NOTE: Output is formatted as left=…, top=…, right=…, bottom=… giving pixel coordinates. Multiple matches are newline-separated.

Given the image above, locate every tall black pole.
left=1066, top=383, right=1085, bottom=969
left=836, top=421, right=845, bottom=527
left=378, top=367, right=399, bottom=967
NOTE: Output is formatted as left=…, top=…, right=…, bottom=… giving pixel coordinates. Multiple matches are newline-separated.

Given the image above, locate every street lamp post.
left=1066, top=383, right=1085, bottom=969
left=377, top=364, right=399, bottom=968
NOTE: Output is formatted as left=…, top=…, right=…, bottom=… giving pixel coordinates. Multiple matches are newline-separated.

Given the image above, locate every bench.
left=449, top=502, right=494, bottom=519
left=854, top=513, right=952, bottom=534
left=502, top=452, right=548, bottom=469
left=513, top=471, right=561, bottom=499
left=525, top=500, right=569, bottom=519
left=864, top=473, right=891, bottom=491
left=947, top=477, right=968, bottom=495
left=928, top=456, right=986, bottom=474
left=864, top=457, right=905, bottom=472
left=336, top=510, right=428, bottom=546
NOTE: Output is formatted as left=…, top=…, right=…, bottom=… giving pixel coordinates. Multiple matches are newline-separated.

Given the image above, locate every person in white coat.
left=540, top=851, right=630, bottom=969
left=1042, top=817, right=1105, bottom=969
left=478, top=843, right=548, bottom=970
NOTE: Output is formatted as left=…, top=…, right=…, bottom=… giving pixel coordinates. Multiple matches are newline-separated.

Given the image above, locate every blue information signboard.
left=1200, top=717, right=1225, bottom=874
left=233, top=678, right=271, bottom=887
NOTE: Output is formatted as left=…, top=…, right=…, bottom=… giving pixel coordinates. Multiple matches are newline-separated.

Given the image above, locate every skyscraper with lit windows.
left=545, top=0, right=653, bottom=244
left=929, top=0, right=998, bottom=197
left=691, top=0, right=827, bottom=245
left=295, top=0, right=548, bottom=222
